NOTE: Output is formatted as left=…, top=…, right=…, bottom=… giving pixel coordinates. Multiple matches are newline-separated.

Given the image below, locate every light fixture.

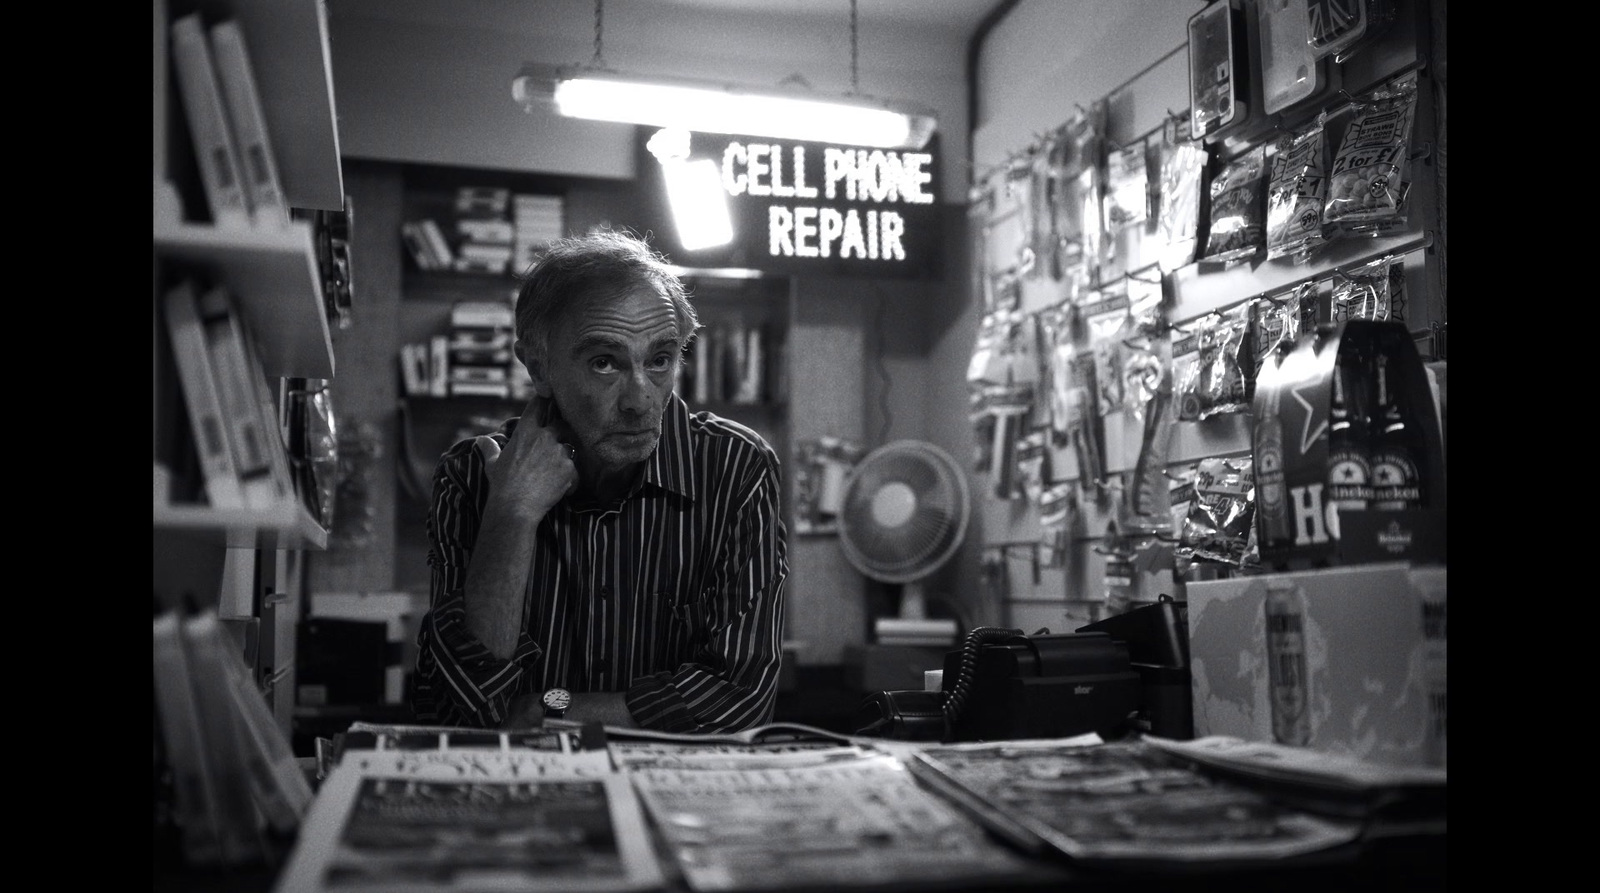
left=647, top=127, right=734, bottom=251
left=513, top=0, right=938, bottom=151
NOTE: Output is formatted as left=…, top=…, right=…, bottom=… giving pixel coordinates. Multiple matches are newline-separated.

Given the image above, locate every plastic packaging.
left=1259, top=0, right=1323, bottom=115
left=1188, top=0, right=1247, bottom=140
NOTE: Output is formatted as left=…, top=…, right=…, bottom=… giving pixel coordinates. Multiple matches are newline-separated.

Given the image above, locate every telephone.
left=853, top=598, right=1191, bottom=743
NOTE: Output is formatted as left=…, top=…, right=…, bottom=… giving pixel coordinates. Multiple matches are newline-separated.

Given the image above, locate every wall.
left=952, top=0, right=1446, bottom=633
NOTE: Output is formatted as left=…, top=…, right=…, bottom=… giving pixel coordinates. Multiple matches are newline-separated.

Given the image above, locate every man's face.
left=538, top=286, right=682, bottom=478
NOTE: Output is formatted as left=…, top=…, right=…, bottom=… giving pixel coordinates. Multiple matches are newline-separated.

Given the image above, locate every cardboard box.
left=1186, top=562, right=1445, bottom=769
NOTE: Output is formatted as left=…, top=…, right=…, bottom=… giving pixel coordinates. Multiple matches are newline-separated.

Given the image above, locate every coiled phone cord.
left=941, top=626, right=1028, bottom=727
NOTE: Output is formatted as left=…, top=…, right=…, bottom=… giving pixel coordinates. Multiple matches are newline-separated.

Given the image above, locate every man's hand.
left=475, top=394, right=579, bottom=519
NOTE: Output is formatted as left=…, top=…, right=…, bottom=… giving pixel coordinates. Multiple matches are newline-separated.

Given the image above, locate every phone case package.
left=1188, top=0, right=1249, bottom=141
left=1257, top=0, right=1328, bottom=115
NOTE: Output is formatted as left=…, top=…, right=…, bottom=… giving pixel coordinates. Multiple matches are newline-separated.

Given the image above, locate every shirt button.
left=599, top=585, right=612, bottom=600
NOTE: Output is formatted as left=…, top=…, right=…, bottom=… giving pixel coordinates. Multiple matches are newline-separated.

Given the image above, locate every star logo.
left=1290, top=381, right=1327, bottom=455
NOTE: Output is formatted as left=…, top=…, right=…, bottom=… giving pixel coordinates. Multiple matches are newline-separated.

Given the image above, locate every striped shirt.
left=412, top=393, right=788, bottom=733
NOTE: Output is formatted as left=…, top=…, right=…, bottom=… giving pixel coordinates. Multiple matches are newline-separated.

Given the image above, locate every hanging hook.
left=849, top=0, right=860, bottom=96
left=590, top=0, right=608, bottom=69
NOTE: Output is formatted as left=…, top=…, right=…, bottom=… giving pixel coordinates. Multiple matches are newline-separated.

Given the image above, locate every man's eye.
left=648, top=353, right=675, bottom=372
left=590, top=357, right=616, bottom=373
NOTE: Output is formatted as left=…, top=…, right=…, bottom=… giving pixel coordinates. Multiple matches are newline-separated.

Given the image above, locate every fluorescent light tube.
left=550, top=73, right=936, bottom=150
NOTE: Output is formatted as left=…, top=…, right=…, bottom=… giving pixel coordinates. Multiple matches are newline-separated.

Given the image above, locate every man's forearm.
left=462, top=503, right=544, bottom=660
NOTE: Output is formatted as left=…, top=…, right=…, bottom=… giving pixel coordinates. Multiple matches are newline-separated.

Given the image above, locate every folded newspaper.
left=907, top=737, right=1368, bottom=867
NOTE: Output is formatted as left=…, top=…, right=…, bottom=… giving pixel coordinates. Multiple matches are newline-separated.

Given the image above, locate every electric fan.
left=836, top=440, right=971, bottom=637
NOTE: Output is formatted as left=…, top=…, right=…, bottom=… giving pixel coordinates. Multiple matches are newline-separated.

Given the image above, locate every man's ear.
left=515, top=341, right=554, bottom=398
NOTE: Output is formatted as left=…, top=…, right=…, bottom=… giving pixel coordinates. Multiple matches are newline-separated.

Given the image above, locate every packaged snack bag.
left=1203, top=145, right=1267, bottom=265
left=1324, top=71, right=1419, bottom=237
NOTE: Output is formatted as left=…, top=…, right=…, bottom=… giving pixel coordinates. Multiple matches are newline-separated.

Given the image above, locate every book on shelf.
left=449, top=364, right=508, bottom=384
left=429, top=335, right=449, bottom=397
left=456, top=218, right=514, bottom=244
left=207, top=18, right=290, bottom=228
left=905, top=736, right=1367, bottom=868
left=455, top=185, right=511, bottom=216
left=450, top=381, right=513, bottom=398
left=154, top=609, right=231, bottom=866
left=239, top=312, right=299, bottom=512
left=185, top=608, right=314, bottom=836
left=400, top=221, right=441, bottom=271
left=449, top=344, right=512, bottom=366
left=416, top=218, right=454, bottom=269
left=195, top=284, right=285, bottom=509
left=452, top=255, right=509, bottom=276
left=398, top=343, right=429, bottom=396
left=161, top=279, right=247, bottom=510
left=460, top=242, right=514, bottom=262
left=169, top=12, right=251, bottom=228
left=272, top=751, right=665, bottom=893
left=450, top=300, right=515, bottom=330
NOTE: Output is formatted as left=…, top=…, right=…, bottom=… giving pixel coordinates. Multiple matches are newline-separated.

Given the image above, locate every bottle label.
left=1255, top=417, right=1291, bottom=545
left=1263, top=582, right=1311, bottom=746
left=1371, top=448, right=1422, bottom=510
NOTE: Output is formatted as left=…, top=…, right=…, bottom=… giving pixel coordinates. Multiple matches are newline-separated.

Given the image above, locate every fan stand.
left=897, top=580, right=928, bottom=620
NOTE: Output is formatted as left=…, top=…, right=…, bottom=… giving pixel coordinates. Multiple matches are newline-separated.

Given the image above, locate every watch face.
left=542, top=688, right=571, bottom=713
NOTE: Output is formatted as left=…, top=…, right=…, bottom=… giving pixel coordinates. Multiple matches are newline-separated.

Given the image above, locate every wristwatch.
left=541, top=688, right=571, bottom=720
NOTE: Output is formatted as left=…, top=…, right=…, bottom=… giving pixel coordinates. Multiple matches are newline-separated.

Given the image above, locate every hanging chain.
left=850, top=0, right=860, bottom=95
left=592, top=0, right=607, bottom=68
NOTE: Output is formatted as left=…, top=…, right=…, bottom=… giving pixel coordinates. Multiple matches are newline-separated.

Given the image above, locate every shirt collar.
left=641, top=393, right=696, bottom=501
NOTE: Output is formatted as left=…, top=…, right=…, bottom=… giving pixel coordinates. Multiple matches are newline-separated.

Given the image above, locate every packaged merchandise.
left=1103, top=141, right=1151, bottom=234
left=1323, top=71, right=1418, bottom=237
left=1156, top=115, right=1209, bottom=273
left=1203, top=145, right=1267, bottom=265
left=1258, top=0, right=1324, bottom=115
left=1188, top=0, right=1249, bottom=140
left=1265, top=116, right=1330, bottom=262
left=1330, top=255, right=1405, bottom=324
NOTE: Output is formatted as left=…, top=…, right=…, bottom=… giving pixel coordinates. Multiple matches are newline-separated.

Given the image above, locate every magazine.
left=574, top=720, right=860, bottom=748
left=1140, top=735, right=1447, bottom=835
left=609, top=742, right=876, bottom=772
left=906, top=738, right=1364, bottom=867
left=337, top=721, right=585, bottom=756
left=625, top=751, right=1040, bottom=892
left=272, top=753, right=662, bottom=893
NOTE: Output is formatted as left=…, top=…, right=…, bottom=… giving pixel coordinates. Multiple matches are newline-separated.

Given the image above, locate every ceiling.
left=341, top=0, right=1007, bottom=44
left=647, top=0, right=1004, bottom=36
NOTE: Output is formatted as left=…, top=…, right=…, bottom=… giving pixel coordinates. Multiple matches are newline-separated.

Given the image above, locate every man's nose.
left=618, top=367, right=654, bottom=415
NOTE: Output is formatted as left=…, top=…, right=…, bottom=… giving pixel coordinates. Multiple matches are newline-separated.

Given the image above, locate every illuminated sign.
left=638, top=130, right=943, bottom=279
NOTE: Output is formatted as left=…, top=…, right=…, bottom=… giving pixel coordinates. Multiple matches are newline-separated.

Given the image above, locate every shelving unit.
left=153, top=0, right=344, bottom=738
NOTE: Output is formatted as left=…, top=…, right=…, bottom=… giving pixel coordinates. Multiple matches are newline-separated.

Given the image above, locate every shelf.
left=227, top=0, right=345, bottom=211
left=154, top=499, right=329, bottom=551
left=154, top=215, right=335, bottom=379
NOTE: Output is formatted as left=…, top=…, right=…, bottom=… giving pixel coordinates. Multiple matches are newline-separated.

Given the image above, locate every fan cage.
left=836, top=440, right=971, bottom=584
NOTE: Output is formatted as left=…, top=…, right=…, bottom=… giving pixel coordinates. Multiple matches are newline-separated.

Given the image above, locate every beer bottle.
left=1370, top=351, right=1424, bottom=511
left=1324, top=339, right=1372, bottom=540
left=1253, top=344, right=1292, bottom=548
left=1263, top=578, right=1311, bottom=747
